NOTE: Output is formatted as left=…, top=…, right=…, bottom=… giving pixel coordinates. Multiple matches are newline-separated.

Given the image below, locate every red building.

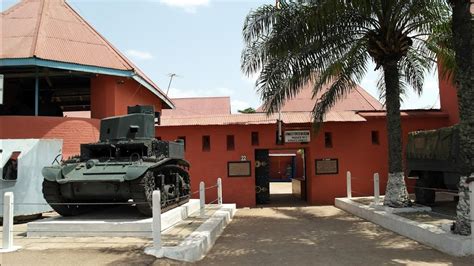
left=158, top=80, right=457, bottom=208
left=0, top=0, right=173, bottom=157
left=1, top=0, right=460, bottom=209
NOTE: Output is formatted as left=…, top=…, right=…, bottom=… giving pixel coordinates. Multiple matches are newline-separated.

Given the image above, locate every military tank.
left=42, top=105, right=190, bottom=216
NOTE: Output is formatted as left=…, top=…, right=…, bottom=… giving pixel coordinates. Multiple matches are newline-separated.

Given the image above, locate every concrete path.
left=1, top=205, right=473, bottom=265
left=197, top=206, right=473, bottom=265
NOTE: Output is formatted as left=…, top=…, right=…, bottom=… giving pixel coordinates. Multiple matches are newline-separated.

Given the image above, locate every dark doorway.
left=255, top=149, right=270, bottom=204
left=255, top=148, right=308, bottom=206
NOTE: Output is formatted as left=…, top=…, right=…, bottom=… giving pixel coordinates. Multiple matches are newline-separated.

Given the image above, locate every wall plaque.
left=228, top=161, right=251, bottom=177
left=315, top=158, right=338, bottom=175
left=284, top=130, right=310, bottom=143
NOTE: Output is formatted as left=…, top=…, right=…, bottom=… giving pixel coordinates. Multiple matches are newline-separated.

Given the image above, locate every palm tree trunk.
left=450, top=0, right=472, bottom=235
left=382, top=62, right=411, bottom=207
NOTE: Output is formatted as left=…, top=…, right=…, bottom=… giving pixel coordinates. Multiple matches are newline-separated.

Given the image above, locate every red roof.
left=256, top=82, right=383, bottom=112
left=160, top=111, right=365, bottom=127
left=1, top=0, right=173, bottom=108
left=162, top=97, right=231, bottom=117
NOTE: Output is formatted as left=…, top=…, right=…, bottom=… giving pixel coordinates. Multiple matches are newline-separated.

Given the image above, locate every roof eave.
left=132, top=75, right=175, bottom=109
left=0, top=57, right=175, bottom=109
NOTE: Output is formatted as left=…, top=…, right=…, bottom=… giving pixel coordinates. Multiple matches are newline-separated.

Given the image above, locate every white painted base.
left=335, top=197, right=472, bottom=256
left=145, top=204, right=237, bottom=262
left=144, top=246, right=164, bottom=257
left=0, top=246, right=21, bottom=253
left=27, top=199, right=200, bottom=238
left=369, top=202, right=432, bottom=213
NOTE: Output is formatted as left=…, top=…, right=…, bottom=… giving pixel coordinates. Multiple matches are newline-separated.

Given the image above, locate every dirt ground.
left=1, top=185, right=472, bottom=265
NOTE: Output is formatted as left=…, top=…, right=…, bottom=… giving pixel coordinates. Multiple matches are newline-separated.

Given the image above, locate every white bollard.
left=152, top=190, right=161, bottom=251
left=469, top=182, right=474, bottom=254
left=217, top=178, right=223, bottom=206
left=1, top=192, right=17, bottom=252
left=199, top=181, right=205, bottom=217
left=144, top=190, right=163, bottom=257
left=374, top=173, right=380, bottom=205
left=346, top=171, right=352, bottom=199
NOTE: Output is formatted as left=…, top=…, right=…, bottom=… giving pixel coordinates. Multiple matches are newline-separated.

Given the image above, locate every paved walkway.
left=197, top=206, right=472, bottom=265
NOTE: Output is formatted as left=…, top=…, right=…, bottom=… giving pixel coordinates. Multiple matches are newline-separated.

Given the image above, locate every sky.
left=1, top=0, right=441, bottom=113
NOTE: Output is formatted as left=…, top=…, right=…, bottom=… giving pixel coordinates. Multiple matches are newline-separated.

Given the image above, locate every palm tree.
left=448, top=0, right=473, bottom=236
left=242, top=0, right=450, bottom=207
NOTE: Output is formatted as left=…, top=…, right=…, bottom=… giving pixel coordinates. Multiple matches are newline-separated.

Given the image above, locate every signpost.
left=284, top=130, right=310, bottom=143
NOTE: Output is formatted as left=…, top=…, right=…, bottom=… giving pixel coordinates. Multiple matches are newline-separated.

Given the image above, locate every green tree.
left=242, top=0, right=449, bottom=207
left=449, top=0, right=473, bottom=235
left=238, top=107, right=257, bottom=113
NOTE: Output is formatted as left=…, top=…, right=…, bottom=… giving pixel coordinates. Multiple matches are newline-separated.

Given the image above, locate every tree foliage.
left=242, top=0, right=450, bottom=207
left=242, top=0, right=450, bottom=123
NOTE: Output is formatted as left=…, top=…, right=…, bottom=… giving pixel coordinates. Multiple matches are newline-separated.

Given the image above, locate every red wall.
left=0, top=116, right=100, bottom=158
left=91, top=75, right=163, bottom=119
left=157, top=115, right=449, bottom=207
left=438, top=67, right=460, bottom=125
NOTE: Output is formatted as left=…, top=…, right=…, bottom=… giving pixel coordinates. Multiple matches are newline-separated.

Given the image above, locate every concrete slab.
left=335, top=197, right=472, bottom=256
left=145, top=203, right=236, bottom=262
left=27, top=199, right=200, bottom=237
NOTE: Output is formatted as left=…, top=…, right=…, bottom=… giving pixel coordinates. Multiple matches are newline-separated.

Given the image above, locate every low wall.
left=335, top=197, right=472, bottom=256
left=0, top=116, right=100, bottom=158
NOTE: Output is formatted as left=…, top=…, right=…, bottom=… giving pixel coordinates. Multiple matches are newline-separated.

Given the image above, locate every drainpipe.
left=278, top=107, right=282, bottom=144
left=35, top=68, right=39, bottom=116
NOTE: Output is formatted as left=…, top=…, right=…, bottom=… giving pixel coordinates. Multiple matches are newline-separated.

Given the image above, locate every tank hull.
left=41, top=105, right=191, bottom=216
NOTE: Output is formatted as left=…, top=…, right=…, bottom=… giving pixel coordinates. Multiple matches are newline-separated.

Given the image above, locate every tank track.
left=131, top=164, right=191, bottom=216
left=42, top=180, right=95, bottom=216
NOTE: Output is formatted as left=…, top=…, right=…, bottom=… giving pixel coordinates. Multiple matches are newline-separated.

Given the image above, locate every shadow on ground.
left=194, top=206, right=473, bottom=266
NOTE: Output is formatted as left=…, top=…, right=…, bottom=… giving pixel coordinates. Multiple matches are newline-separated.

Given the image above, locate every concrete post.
left=346, top=171, right=352, bottom=198
left=199, top=181, right=205, bottom=217
left=217, top=178, right=223, bottom=206
left=374, top=173, right=380, bottom=205
left=2, top=192, right=13, bottom=251
left=469, top=182, right=474, bottom=254
left=152, top=190, right=161, bottom=251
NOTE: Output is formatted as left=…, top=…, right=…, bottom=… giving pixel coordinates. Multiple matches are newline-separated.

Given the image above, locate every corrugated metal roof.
left=1, top=0, right=173, bottom=108
left=160, top=111, right=365, bottom=127
left=162, top=97, right=231, bottom=117
left=256, top=81, right=383, bottom=113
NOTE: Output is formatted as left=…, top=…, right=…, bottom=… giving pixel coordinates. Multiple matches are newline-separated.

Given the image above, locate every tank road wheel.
left=155, top=165, right=191, bottom=204
left=42, top=180, right=93, bottom=216
left=131, top=171, right=155, bottom=216
left=415, top=172, right=436, bottom=205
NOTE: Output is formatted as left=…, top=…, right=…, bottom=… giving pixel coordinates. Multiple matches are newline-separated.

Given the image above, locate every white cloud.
left=126, top=49, right=154, bottom=60
left=159, top=0, right=210, bottom=13
left=241, top=71, right=260, bottom=84
left=231, top=99, right=251, bottom=114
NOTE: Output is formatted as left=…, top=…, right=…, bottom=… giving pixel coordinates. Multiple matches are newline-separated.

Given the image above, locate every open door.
left=255, top=149, right=270, bottom=204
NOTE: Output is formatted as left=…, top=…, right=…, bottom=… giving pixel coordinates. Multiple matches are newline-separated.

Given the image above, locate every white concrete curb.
left=145, top=204, right=236, bottom=262
left=335, top=198, right=472, bottom=256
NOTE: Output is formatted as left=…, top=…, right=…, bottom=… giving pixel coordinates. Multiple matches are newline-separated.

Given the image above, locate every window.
left=324, top=132, right=333, bottom=148
left=202, top=135, right=211, bottom=151
left=371, top=131, right=380, bottom=145
left=177, top=136, right=186, bottom=150
left=227, top=135, right=235, bottom=151
left=2, top=151, right=20, bottom=181
left=251, top=132, right=259, bottom=146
